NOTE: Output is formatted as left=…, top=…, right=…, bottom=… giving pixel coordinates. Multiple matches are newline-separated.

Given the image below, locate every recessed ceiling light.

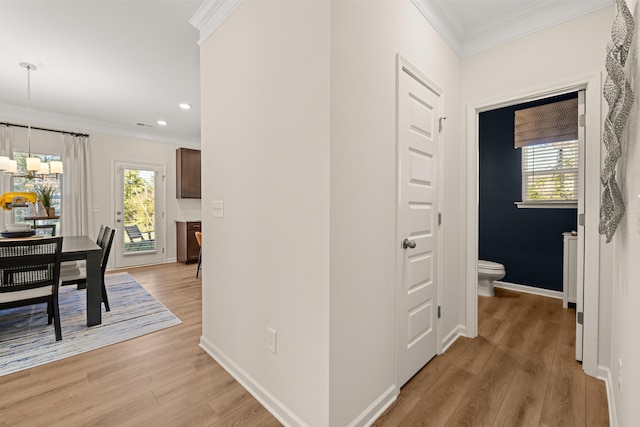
left=179, top=103, right=192, bottom=110
left=157, top=120, right=168, bottom=126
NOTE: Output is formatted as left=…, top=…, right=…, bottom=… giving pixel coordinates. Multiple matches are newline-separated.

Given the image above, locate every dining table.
left=61, top=236, right=103, bottom=326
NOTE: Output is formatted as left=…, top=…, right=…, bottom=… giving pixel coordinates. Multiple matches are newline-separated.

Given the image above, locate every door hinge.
left=579, top=114, right=585, bottom=127
left=437, top=306, right=441, bottom=319
left=577, top=312, right=584, bottom=325
left=438, top=212, right=442, bottom=226
left=578, top=213, right=585, bottom=226
left=438, top=117, right=447, bottom=133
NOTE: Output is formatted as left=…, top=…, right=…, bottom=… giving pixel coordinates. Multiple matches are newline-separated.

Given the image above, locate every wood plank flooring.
left=0, top=265, right=609, bottom=426
left=374, top=288, right=610, bottom=427
left=0, top=263, right=281, bottom=427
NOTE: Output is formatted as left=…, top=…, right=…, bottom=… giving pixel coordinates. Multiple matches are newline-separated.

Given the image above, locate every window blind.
left=515, top=97, right=579, bottom=203
left=522, top=140, right=578, bottom=201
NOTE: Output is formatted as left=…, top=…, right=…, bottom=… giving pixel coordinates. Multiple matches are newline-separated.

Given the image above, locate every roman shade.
left=514, top=98, right=578, bottom=148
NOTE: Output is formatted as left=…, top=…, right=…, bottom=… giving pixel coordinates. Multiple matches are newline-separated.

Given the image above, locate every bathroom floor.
left=374, top=288, right=609, bottom=426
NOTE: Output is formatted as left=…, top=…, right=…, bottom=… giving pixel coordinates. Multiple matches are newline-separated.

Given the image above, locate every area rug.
left=0, top=272, right=181, bottom=377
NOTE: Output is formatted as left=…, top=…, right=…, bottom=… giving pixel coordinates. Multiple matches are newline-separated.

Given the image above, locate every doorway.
left=465, top=74, right=602, bottom=376
left=113, top=160, right=166, bottom=268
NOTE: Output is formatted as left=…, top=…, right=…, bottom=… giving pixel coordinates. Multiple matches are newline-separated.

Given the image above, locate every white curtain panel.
left=0, top=126, right=14, bottom=226
left=60, top=134, right=93, bottom=237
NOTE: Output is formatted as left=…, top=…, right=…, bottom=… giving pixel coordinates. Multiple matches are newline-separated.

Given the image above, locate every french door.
left=113, top=160, right=165, bottom=268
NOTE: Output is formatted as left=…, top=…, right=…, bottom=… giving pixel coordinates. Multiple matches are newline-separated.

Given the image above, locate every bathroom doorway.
left=465, top=74, right=602, bottom=376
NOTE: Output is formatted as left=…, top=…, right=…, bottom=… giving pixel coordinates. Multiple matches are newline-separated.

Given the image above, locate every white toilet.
left=477, top=260, right=506, bottom=297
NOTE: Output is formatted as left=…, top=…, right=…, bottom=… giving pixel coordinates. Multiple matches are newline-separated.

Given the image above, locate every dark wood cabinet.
left=176, top=221, right=201, bottom=264
left=176, top=148, right=201, bottom=199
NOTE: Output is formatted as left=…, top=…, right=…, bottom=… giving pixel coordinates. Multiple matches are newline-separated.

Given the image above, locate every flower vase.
left=36, top=201, right=46, bottom=217
left=47, top=207, right=56, bottom=217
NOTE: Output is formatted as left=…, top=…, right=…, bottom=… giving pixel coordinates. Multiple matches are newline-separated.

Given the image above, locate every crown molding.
left=412, top=0, right=614, bottom=58
left=189, top=0, right=244, bottom=45
left=411, top=0, right=463, bottom=56
left=0, top=103, right=200, bottom=148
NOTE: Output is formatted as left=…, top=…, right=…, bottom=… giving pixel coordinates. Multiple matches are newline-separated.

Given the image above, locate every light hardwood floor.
left=0, top=263, right=280, bottom=427
left=374, top=288, right=610, bottom=426
left=0, top=265, right=608, bottom=426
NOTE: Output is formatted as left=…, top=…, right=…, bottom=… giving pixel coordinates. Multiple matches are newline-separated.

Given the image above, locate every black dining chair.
left=0, top=237, right=64, bottom=341
left=60, top=226, right=115, bottom=311
left=195, top=231, right=202, bottom=278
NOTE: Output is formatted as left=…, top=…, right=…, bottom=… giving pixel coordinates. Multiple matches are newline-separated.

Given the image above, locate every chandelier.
left=0, top=62, right=63, bottom=179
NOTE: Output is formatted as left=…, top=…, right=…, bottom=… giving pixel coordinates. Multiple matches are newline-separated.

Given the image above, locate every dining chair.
left=0, top=237, right=64, bottom=341
left=195, top=231, right=202, bottom=278
left=60, top=226, right=115, bottom=311
left=61, top=224, right=107, bottom=275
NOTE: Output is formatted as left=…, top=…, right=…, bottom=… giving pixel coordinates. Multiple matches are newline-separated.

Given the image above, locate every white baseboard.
left=493, top=281, right=563, bottom=300
left=442, top=325, right=466, bottom=352
left=199, top=336, right=308, bottom=427
left=348, top=385, right=397, bottom=427
left=599, top=366, right=617, bottom=427
left=200, top=336, right=399, bottom=427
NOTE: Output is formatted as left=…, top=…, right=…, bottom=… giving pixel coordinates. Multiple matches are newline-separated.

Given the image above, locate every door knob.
left=403, top=238, right=416, bottom=249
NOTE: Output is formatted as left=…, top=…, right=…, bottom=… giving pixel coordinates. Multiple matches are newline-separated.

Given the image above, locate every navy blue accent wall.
left=479, top=93, right=578, bottom=292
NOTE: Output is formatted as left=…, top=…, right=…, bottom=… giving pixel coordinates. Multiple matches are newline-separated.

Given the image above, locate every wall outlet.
left=266, top=327, right=277, bottom=354
left=212, top=200, right=224, bottom=218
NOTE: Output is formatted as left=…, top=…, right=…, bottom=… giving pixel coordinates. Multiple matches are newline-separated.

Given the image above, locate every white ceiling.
left=0, top=1, right=614, bottom=148
left=0, top=1, right=202, bottom=146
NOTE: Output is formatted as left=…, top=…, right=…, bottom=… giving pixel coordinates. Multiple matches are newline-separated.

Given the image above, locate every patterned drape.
left=599, top=0, right=636, bottom=243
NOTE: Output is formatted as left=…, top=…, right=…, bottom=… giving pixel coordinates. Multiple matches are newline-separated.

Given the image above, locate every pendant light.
left=0, top=62, right=64, bottom=179
left=21, top=62, right=41, bottom=178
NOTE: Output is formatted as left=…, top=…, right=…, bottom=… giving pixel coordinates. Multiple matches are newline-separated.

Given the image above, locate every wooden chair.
left=195, top=231, right=202, bottom=278
left=0, top=237, right=64, bottom=341
left=60, top=226, right=115, bottom=311
left=34, top=224, right=57, bottom=236
left=125, top=225, right=153, bottom=242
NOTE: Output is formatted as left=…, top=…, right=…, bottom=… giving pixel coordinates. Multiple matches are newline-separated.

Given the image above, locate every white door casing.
left=576, top=89, right=586, bottom=361
left=396, top=55, right=442, bottom=387
left=113, top=159, right=166, bottom=268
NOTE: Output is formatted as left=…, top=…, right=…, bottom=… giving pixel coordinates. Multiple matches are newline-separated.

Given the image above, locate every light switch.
left=212, top=200, right=224, bottom=218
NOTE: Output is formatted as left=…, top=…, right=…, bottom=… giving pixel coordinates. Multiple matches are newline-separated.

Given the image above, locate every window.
left=12, top=152, right=62, bottom=234
left=514, top=97, right=579, bottom=208
left=521, top=139, right=578, bottom=202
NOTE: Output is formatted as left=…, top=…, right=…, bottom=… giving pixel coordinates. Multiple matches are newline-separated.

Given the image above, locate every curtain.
left=60, top=134, right=93, bottom=237
left=0, top=126, right=14, bottom=225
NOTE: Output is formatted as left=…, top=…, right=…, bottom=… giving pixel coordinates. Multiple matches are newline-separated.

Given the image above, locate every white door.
left=397, top=59, right=441, bottom=387
left=576, top=90, right=586, bottom=361
left=113, top=160, right=165, bottom=268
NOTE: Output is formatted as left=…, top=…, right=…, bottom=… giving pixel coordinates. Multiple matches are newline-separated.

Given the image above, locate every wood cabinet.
left=177, top=221, right=201, bottom=264
left=176, top=148, right=201, bottom=199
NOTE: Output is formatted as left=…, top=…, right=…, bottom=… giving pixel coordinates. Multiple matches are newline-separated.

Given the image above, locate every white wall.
left=198, top=2, right=331, bottom=425
left=4, top=125, right=201, bottom=264
left=329, top=2, right=462, bottom=425
left=197, top=0, right=463, bottom=425
left=610, top=0, right=640, bottom=424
